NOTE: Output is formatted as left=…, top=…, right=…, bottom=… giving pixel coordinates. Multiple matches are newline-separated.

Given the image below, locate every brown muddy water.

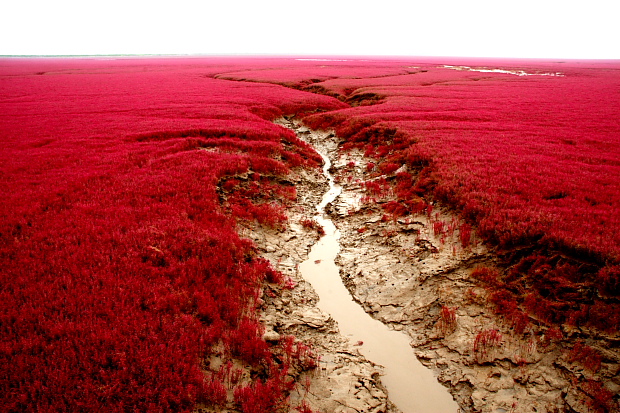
left=298, top=147, right=459, bottom=413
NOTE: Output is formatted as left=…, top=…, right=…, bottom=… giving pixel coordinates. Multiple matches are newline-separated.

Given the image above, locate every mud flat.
left=294, top=122, right=620, bottom=413
left=295, top=123, right=459, bottom=412
left=247, top=120, right=619, bottom=413
left=243, top=141, right=394, bottom=412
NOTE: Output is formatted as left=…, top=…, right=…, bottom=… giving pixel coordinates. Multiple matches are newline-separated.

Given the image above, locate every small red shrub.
left=438, top=306, right=458, bottom=335
left=459, top=223, right=472, bottom=249
left=300, top=218, right=318, bottom=229
left=383, top=200, right=408, bottom=218
left=568, top=342, right=602, bottom=373
left=433, top=220, right=445, bottom=236
left=581, top=379, right=615, bottom=413
left=473, top=328, right=503, bottom=362
left=379, top=162, right=400, bottom=175
left=198, top=375, right=228, bottom=406
left=471, top=266, right=501, bottom=286
left=598, top=265, right=620, bottom=297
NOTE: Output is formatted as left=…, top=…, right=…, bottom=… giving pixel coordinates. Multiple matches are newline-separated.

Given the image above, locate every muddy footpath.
left=244, top=119, right=620, bottom=413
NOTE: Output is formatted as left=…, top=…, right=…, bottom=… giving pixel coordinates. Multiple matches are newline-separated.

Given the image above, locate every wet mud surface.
left=244, top=148, right=394, bottom=412
left=247, top=119, right=620, bottom=413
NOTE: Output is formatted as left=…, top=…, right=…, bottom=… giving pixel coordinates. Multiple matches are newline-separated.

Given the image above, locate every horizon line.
left=1, top=53, right=619, bottom=62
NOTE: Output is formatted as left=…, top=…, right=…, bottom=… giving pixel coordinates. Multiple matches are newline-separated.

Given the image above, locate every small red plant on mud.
left=580, top=379, right=615, bottom=413
left=459, top=223, right=472, bottom=249
left=281, top=335, right=318, bottom=371
left=199, top=375, right=228, bottom=406
left=568, top=342, right=603, bottom=373
left=433, top=220, right=445, bottom=236
left=300, top=218, right=325, bottom=236
left=282, top=276, right=298, bottom=290
left=300, top=218, right=317, bottom=229
left=473, top=328, right=503, bottom=362
left=438, top=305, right=458, bottom=335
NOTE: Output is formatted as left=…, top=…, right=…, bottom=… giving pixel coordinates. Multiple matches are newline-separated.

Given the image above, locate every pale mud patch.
left=442, top=65, right=564, bottom=77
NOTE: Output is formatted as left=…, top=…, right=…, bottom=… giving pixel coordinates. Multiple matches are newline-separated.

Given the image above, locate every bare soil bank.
left=246, top=119, right=619, bottom=413
left=243, top=144, right=394, bottom=411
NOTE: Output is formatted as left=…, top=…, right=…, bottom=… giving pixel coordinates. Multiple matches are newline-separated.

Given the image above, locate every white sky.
left=2, top=0, right=619, bottom=59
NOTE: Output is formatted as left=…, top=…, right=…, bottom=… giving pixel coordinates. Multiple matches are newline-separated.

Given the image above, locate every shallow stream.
left=298, top=145, right=459, bottom=413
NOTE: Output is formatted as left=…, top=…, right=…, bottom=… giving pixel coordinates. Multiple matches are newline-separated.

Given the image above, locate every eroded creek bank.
left=247, top=119, right=619, bottom=413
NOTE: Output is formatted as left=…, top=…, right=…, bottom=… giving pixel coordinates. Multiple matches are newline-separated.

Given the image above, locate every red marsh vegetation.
left=0, top=57, right=343, bottom=412
left=1, top=56, right=619, bottom=411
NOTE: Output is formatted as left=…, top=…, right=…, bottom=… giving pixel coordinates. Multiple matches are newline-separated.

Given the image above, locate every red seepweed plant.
left=438, top=305, right=458, bottom=335
left=568, top=342, right=603, bottom=374
left=473, top=328, right=504, bottom=363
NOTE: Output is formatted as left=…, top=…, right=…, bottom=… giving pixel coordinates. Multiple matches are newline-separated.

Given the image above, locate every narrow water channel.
left=298, top=147, right=459, bottom=413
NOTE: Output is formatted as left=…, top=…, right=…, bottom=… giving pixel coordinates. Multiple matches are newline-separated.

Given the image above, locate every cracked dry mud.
left=247, top=120, right=619, bottom=413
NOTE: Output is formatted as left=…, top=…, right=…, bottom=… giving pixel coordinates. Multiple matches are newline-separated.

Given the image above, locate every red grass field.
left=0, top=57, right=342, bottom=412
left=1, top=56, right=619, bottom=412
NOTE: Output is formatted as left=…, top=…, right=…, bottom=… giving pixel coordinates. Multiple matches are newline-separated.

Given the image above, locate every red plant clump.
left=473, top=328, right=503, bottom=362
left=433, top=220, right=446, bottom=236
left=459, top=223, right=472, bottom=249
left=580, top=379, right=615, bottom=413
left=438, top=305, right=458, bottom=335
left=300, top=218, right=324, bottom=235
left=568, top=342, right=603, bottom=373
